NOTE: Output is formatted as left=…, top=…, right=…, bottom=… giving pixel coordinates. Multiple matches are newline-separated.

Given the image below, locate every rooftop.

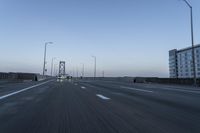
left=177, top=44, right=200, bottom=53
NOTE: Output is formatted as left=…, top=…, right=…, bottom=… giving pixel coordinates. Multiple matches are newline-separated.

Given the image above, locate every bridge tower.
left=59, top=61, right=66, bottom=77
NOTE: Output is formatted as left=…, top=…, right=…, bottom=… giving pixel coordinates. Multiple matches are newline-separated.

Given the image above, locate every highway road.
left=0, top=79, right=200, bottom=133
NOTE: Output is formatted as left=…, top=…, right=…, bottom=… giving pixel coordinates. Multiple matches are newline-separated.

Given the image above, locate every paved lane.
left=0, top=79, right=200, bottom=133
left=0, top=79, right=53, bottom=97
left=78, top=80, right=200, bottom=133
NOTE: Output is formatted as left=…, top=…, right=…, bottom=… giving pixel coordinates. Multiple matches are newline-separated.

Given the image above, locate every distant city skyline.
left=0, top=0, right=200, bottom=77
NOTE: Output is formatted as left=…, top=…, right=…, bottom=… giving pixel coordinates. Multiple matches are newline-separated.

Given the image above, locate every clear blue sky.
left=0, top=0, right=200, bottom=77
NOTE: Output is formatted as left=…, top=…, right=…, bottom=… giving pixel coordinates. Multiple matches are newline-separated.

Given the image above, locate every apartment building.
left=169, top=44, right=200, bottom=78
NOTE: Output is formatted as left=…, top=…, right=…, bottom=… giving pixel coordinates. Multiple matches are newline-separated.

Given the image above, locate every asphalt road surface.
left=0, top=79, right=200, bottom=133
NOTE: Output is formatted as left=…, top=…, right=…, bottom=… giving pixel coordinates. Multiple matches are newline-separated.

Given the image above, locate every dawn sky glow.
left=0, top=0, right=200, bottom=77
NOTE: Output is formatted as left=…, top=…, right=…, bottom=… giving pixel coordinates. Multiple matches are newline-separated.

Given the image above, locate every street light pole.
left=54, top=64, right=57, bottom=76
left=182, top=0, right=196, bottom=85
left=92, top=56, right=96, bottom=80
left=51, top=57, right=56, bottom=76
left=81, top=63, right=85, bottom=78
left=73, top=68, right=75, bottom=78
left=43, top=42, right=53, bottom=76
left=76, top=67, right=79, bottom=79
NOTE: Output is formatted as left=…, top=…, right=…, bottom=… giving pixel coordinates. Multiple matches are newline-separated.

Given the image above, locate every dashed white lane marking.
left=120, top=86, right=153, bottom=93
left=0, top=80, right=54, bottom=100
left=81, top=86, right=86, bottom=89
left=74, top=83, right=78, bottom=86
left=96, top=94, right=110, bottom=100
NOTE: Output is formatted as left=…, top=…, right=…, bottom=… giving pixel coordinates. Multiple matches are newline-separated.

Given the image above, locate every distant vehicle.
left=57, top=75, right=65, bottom=79
left=57, top=75, right=72, bottom=80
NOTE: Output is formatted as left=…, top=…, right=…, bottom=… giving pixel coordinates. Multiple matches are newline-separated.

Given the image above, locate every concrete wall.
left=143, top=78, right=200, bottom=85
left=128, top=77, right=200, bottom=85
left=82, top=77, right=200, bottom=86
left=0, top=72, right=46, bottom=82
left=82, top=77, right=135, bottom=83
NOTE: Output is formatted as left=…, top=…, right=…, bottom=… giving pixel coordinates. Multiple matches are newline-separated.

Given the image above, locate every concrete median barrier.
left=0, top=72, right=48, bottom=83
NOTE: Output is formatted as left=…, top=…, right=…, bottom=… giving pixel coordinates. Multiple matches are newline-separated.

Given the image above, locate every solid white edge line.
left=0, top=80, right=54, bottom=100
left=96, top=94, right=110, bottom=100
left=120, top=86, right=153, bottom=93
left=156, top=87, right=200, bottom=94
